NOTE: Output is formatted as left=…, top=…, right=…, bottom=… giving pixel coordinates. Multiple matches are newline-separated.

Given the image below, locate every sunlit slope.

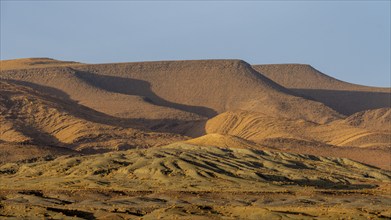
left=1, top=59, right=342, bottom=123
left=253, top=64, right=390, bottom=115
left=193, top=110, right=391, bottom=169
left=187, top=132, right=390, bottom=170
left=202, top=110, right=390, bottom=148
left=185, top=133, right=266, bottom=149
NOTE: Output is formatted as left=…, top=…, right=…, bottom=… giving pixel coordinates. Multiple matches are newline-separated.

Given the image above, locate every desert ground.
left=0, top=58, right=390, bottom=219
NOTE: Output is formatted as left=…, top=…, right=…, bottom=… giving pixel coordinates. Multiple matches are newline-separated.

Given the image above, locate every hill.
left=192, top=110, right=390, bottom=169
left=340, top=108, right=391, bottom=131
left=0, top=80, right=185, bottom=158
left=3, top=143, right=389, bottom=191
left=253, top=64, right=390, bottom=115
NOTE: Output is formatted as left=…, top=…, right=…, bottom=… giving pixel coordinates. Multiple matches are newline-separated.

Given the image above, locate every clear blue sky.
left=1, top=1, right=390, bottom=87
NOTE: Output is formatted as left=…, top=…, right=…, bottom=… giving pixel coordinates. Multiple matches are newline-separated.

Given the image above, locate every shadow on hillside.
left=74, top=70, right=218, bottom=118
left=254, top=173, right=377, bottom=190
left=292, top=89, right=391, bottom=115
left=3, top=79, right=205, bottom=135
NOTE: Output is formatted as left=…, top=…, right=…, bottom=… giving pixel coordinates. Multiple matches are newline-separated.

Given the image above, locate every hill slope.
left=340, top=108, right=391, bottom=131
left=201, top=110, right=390, bottom=148
left=0, top=80, right=185, bottom=157
left=253, top=64, right=390, bottom=115
left=193, top=110, right=390, bottom=169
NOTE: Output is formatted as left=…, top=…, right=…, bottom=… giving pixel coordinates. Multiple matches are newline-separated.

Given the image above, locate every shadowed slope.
left=0, top=67, right=201, bottom=121
left=252, top=64, right=389, bottom=92
left=74, top=70, right=217, bottom=117
left=253, top=64, right=390, bottom=115
left=0, top=142, right=78, bottom=164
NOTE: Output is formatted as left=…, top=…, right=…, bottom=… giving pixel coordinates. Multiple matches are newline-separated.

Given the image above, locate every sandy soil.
left=1, top=189, right=390, bottom=219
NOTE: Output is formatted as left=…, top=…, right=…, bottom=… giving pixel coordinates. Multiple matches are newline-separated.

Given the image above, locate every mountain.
left=252, top=64, right=390, bottom=115
left=1, top=58, right=341, bottom=124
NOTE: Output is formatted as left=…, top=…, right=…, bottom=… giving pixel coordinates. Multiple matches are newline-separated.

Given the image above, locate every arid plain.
left=0, top=58, right=390, bottom=219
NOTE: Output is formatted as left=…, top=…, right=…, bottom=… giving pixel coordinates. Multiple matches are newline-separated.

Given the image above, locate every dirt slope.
left=185, top=133, right=266, bottom=150
left=0, top=80, right=185, bottom=155
left=1, top=59, right=342, bottom=124
left=253, top=64, right=390, bottom=115
left=201, top=110, right=390, bottom=148
left=194, top=110, right=391, bottom=169
left=340, top=108, right=391, bottom=131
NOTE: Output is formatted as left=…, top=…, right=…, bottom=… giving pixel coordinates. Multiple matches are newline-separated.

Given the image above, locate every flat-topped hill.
left=1, top=59, right=341, bottom=123
left=253, top=64, right=390, bottom=115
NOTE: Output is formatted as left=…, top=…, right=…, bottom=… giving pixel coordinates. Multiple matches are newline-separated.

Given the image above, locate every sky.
left=1, top=1, right=390, bottom=87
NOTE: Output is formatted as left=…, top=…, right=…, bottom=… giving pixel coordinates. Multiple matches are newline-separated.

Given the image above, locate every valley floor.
left=1, top=188, right=390, bottom=219
left=1, top=144, right=390, bottom=219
